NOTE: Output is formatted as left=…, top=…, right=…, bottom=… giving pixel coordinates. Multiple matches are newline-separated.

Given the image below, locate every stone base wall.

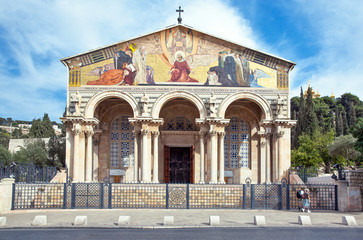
left=345, top=169, right=363, bottom=210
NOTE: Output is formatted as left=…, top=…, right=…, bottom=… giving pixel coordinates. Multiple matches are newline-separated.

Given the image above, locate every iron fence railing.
left=1, top=163, right=58, bottom=183
left=11, top=182, right=338, bottom=211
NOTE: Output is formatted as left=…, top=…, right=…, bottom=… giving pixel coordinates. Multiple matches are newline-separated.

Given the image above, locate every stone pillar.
left=272, top=131, right=278, bottom=182
left=85, top=127, right=94, bottom=182
left=199, top=131, right=206, bottom=184
left=92, top=137, right=99, bottom=182
left=152, top=131, right=159, bottom=183
left=218, top=132, right=226, bottom=184
left=259, top=132, right=266, bottom=183
left=65, top=124, right=73, bottom=179
left=72, top=123, right=81, bottom=182
left=265, top=133, right=271, bottom=183
left=78, top=131, right=86, bottom=182
left=141, top=129, right=150, bottom=182
left=133, top=130, right=139, bottom=182
left=210, top=130, right=218, bottom=184
left=0, top=178, right=15, bottom=214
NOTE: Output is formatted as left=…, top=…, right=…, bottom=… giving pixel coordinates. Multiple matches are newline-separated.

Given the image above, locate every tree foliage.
left=327, top=134, right=360, bottom=168
left=0, top=145, right=12, bottom=166
left=29, top=113, right=55, bottom=138
left=47, top=135, right=66, bottom=168
left=13, top=140, right=48, bottom=166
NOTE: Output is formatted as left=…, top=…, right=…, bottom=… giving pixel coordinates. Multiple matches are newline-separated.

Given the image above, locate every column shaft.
left=210, top=131, right=218, bottom=184
left=218, top=132, right=225, bottom=184
left=72, top=124, right=81, bottom=182
left=141, top=129, right=149, bottom=182
left=85, top=130, right=93, bottom=182
left=199, top=132, right=205, bottom=184
left=153, top=131, right=159, bottom=183
left=265, top=134, right=271, bottom=183
left=133, top=131, right=139, bottom=182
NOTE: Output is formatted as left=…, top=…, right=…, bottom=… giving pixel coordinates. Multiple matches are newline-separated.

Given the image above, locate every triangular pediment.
left=62, top=24, right=295, bottom=89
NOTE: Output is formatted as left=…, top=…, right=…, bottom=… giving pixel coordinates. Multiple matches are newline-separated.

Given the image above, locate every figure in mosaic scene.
left=132, top=46, right=147, bottom=84
left=168, top=51, right=198, bottom=82
left=204, top=66, right=236, bottom=87
left=146, top=66, right=155, bottom=85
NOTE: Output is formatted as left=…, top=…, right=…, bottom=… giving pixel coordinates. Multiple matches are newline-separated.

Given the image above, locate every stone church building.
left=60, top=22, right=296, bottom=184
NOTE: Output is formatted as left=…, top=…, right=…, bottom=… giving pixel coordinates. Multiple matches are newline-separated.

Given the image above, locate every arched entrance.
left=158, top=98, right=201, bottom=183
left=93, top=97, right=136, bottom=183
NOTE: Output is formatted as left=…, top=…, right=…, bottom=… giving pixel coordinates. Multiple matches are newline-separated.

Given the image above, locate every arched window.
left=110, top=116, right=134, bottom=168
left=224, top=117, right=249, bottom=168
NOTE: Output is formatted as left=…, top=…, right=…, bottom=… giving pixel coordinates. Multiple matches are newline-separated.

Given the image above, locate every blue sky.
left=1, top=0, right=363, bottom=122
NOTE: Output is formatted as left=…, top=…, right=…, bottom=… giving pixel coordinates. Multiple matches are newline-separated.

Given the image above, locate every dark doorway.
left=167, top=147, right=191, bottom=183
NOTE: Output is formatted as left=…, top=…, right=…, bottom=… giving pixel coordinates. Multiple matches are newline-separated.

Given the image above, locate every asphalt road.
left=0, top=227, right=362, bottom=240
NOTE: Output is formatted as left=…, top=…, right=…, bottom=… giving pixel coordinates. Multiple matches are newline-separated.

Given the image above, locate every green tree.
left=47, top=136, right=65, bottom=168
left=0, top=145, right=12, bottom=166
left=292, top=131, right=336, bottom=172
left=327, top=134, right=360, bottom=168
left=304, top=86, right=319, bottom=136
left=351, top=118, right=363, bottom=165
left=347, top=101, right=357, bottom=128
left=0, top=130, right=10, bottom=148
left=13, top=140, right=48, bottom=166
left=29, top=113, right=55, bottom=138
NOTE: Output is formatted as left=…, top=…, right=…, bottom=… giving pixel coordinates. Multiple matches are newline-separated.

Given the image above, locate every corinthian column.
left=199, top=131, right=206, bottom=184
left=132, top=130, right=139, bottom=182
left=152, top=131, right=159, bottom=183
left=85, top=126, right=94, bottom=182
left=141, top=129, right=149, bottom=182
left=72, top=123, right=81, bottom=182
left=210, top=130, right=218, bottom=184
left=259, top=132, right=266, bottom=183
left=265, top=133, right=271, bottom=183
left=218, top=132, right=226, bottom=184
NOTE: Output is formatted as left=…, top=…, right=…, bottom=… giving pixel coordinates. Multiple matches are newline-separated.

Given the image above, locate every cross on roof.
left=176, top=6, right=184, bottom=24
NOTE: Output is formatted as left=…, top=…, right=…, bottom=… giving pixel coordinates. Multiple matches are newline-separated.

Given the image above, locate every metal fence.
left=288, top=184, right=337, bottom=210
left=1, top=163, right=58, bottom=183
left=11, top=182, right=337, bottom=211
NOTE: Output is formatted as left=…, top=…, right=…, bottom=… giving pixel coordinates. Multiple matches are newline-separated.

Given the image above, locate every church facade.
left=60, top=24, right=296, bottom=184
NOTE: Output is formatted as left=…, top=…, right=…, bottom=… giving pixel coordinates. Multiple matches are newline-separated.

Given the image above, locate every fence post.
left=251, top=184, right=254, bottom=209
left=166, top=184, right=169, bottom=209
left=278, top=184, right=282, bottom=210
left=100, top=183, right=104, bottom=209
left=335, top=185, right=338, bottom=211
left=71, top=183, right=75, bottom=209
left=109, top=183, right=112, bottom=209
left=286, top=184, right=290, bottom=210
left=186, top=184, right=190, bottom=209
left=11, top=183, right=15, bottom=210
left=242, top=184, right=246, bottom=209
left=63, top=183, right=67, bottom=209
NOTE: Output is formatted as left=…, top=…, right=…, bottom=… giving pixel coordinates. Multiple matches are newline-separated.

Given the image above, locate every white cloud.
left=0, top=0, right=259, bottom=121
left=290, top=0, right=363, bottom=99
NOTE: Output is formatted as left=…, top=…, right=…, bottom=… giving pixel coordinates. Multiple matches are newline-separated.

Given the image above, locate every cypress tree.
left=348, top=101, right=357, bottom=127
left=293, top=88, right=305, bottom=148
left=341, top=108, right=349, bottom=135
left=304, top=86, right=318, bottom=136
left=336, top=110, right=343, bottom=136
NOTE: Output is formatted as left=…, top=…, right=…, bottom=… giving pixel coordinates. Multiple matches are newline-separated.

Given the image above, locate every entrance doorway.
left=164, top=146, right=193, bottom=183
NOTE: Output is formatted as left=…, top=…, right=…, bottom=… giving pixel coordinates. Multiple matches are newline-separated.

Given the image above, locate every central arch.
left=152, top=91, right=207, bottom=119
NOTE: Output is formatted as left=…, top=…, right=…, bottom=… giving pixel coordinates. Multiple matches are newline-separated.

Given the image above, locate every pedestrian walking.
left=296, top=189, right=304, bottom=211
left=302, top=188, right=311, bottom=213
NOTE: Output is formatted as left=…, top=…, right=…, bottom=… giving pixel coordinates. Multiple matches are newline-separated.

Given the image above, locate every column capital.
left=199, top=131, right=207, bottom=138
left=209, top=130, right=217, bottom=136
left=85, top=126, right=94, bottom=137
left=72, top=123, right=81, bottom=135
left=151, top=131, right=160, bottom=136
left=218, top=132, right=226, bottom=138
left=141, top=129, right=149, bottom=136
left=132, top=130, right=140, bottom=137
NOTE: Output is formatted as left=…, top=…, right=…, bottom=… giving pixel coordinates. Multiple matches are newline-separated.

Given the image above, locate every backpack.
left=297, top=190, right=302, bottom=199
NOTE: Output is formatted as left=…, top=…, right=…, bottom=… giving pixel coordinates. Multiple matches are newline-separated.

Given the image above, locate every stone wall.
left=344, top=169, right=363, bottom=209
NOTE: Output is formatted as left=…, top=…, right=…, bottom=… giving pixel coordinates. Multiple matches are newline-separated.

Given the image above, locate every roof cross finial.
left=176, top=6, right=184, bottom=24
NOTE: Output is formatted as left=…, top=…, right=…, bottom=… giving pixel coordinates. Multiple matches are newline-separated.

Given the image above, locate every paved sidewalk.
left=1, top=209, right=363, bottom=228
left=0, top=209, right=363, bottom=228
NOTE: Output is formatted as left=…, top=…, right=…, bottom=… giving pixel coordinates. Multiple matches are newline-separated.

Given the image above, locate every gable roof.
left=61, top=23, right=295, bottom=72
